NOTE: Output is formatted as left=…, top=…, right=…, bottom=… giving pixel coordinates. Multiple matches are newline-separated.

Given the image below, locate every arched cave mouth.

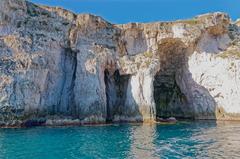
left=153, top=39, right=188, bottom=119
left=104, top=39, right=191, bottom=121
left=154, top=73, right=187, bottom=118
left=104, top=69, right=130, bottom=122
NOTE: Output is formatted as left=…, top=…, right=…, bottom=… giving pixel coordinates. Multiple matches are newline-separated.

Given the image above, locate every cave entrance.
left=154, top=73, right=186, bottom=118
left=104, top=69, right=130, bottom=122
left=153, top=39, right=188, bottom=118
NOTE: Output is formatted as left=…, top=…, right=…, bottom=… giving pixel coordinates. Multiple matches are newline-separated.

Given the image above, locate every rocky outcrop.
left=0, top=0, right=240, bottom=127
left=235, top=19, right=240, bottom=27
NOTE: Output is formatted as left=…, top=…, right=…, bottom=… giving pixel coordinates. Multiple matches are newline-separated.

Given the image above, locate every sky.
left=29, top=0, right=240, bottom=24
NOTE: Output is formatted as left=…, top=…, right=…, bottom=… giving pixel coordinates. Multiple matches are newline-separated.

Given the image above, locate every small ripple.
left=0, top=121, right=240, bottom=159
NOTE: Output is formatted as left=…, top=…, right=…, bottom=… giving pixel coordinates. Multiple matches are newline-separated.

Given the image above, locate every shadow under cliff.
left=153, top=38, right=217, bottom=120
left=104, top=69, right=142, bottom=122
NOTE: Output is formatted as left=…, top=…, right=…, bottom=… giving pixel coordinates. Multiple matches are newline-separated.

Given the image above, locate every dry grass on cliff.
left=174, top=19, right=199, bottom=25
left=143, top=51, right=153, bottom=58
left=218, top=49, right=240, bottom=59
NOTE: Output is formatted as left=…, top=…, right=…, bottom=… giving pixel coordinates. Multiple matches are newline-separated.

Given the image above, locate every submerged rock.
left=21, top=118, right=46, bottom=127
left=156, top=117, right=177, bottom=123
left=0, top=0, right=240, bottom=127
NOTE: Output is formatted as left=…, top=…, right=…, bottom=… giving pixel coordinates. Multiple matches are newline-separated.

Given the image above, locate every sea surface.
left=0, top=121, right=240, bottom=159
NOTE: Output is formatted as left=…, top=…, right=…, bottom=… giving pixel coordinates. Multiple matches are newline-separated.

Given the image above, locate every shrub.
left=144, top=51, right=153, bottom=58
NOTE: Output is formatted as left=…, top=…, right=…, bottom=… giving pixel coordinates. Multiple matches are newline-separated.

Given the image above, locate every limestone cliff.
left=0, top=0, right=240, bottom=127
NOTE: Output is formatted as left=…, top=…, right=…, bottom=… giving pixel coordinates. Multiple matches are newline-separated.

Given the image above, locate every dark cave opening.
left=104, top=69, right=130, bottom=122
left=153, top=73, right=187, bottom=118
left=153, top=39, right=188, bottom=119
left=104, top=69, right=112, bottom=122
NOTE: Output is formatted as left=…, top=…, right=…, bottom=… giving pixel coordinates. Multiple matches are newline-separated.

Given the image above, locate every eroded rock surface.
left=0, top=0, right=240, bottom=126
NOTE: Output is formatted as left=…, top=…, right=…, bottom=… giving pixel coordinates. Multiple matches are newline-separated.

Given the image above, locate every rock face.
left=1, top=0, right=240, bottom=126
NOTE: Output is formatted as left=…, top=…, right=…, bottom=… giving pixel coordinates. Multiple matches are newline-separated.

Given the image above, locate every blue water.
left=0, top=121, right=240, bottom=159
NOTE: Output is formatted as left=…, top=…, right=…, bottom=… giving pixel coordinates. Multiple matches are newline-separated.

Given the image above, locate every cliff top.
left=0, top=0, right=234, bottom=26
left=235, top=19, right=240, bottom=26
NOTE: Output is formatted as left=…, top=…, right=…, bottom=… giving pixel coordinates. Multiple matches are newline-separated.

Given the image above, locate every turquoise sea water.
left=0, top=121, right=240, bottom=159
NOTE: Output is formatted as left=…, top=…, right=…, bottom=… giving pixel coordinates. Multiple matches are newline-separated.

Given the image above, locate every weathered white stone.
left=0, top=0, right=240, bottom=126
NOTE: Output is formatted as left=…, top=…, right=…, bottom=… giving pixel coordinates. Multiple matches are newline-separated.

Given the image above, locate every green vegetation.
left=144, top=51, right=153, bottom=58
left=218, top=50, right=240, bottom=59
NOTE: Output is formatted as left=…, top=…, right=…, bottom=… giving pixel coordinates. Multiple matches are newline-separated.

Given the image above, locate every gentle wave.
left=0, top=121, right=240, bottom=159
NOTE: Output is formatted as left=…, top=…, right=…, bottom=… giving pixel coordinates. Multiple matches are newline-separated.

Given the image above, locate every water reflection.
left=128, top=123, right=158, bottom=159
left=202, top=121, right=240, bottom=158
left=127, top=121, right=240, bottom=158
left=0, top=121, right=240, bottom=159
